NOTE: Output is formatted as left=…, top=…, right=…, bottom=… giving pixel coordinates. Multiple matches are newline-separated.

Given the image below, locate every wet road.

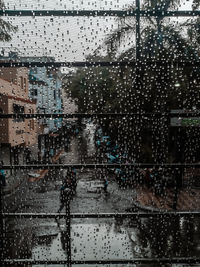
left=3, top=122, right=200, bottom=267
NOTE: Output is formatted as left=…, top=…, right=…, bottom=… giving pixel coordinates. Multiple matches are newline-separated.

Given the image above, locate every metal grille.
left=1, top=0, right=200, bottom=266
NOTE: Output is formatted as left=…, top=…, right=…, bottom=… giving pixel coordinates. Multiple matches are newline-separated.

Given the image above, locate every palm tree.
left=99, top=0, right=199, bottom=162
left=0, top=0, right=17, bottom=42
left=192, top=0, right=200, bottom=10
left=102, top=1, right=185, bottom=58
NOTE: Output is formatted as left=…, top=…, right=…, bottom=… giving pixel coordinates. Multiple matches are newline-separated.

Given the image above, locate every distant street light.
left=175, top=82, right=181, bottom=88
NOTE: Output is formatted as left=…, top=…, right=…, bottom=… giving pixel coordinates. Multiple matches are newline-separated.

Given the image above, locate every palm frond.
left=0, top=18, right=18, bottom=41
left=103, top=25, right=135, bottom=55
left=141, top=24, right=198, bottom=61
left=192, top=0, right=200, bottom=10
left=0, top=0, right=5, bottom=9
left=0, top=0, right=18, bottom=42
left=144, top=0, right=181, bottom=10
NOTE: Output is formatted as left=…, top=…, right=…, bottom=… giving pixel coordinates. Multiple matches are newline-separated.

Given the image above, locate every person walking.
left=71, top=168, right=77, bottom=194
left=57, top=178, right=73, bottom=213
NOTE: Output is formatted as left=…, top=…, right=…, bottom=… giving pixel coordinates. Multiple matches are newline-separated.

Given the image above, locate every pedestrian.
left=71, top=168, right=77, bottom=193
left=103, top=177, right=108, bottom=193
left=0, top=161, right=6, bottom=187
left=57, top=177, right=72, bottom=213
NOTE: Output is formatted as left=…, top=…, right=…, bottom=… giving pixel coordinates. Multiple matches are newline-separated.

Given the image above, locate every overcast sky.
left=0, top=0, right=195, bottom=63
left=3, top=0, right=193, bottom=10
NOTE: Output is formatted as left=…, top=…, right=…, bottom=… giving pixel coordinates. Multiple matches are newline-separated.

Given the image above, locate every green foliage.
left=65, top=0, right=200, bottom=163
left=0, top=0, right=18, bottom=42
left=66, top=0, right=200, bottom=115
left=64, top=54, right=120, bottom=113
left=192, top=0, right=200, bottom=10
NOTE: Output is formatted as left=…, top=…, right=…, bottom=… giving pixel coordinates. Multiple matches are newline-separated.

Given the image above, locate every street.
left=3, top=122, right=200, bottom=267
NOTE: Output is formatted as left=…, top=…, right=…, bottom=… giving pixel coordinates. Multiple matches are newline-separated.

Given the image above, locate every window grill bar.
left=3, top=212, right=200, bottom=219
left=1, top=112, right=200, bottom=119
left=1, top=258, right=200, bottom=264
left=1, top=3, right=200, bottom=266
left=0, top=61, right=199, bottom=68
left=2, top=163, right=200, bottom=170
left=0, top=10, right=199, bottom=17
left=0, top=2, right=199, bottom=267
left=136, top=0, right=140, bottom=62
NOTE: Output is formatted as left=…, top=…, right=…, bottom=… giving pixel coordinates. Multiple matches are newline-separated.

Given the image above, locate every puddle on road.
left=32, top=222, right=135, bottom=266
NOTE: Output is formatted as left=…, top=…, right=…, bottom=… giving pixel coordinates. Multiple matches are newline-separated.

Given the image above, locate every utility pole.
left=0, top=175, right=4, bottom=264
left=65, top=188, right=72, bottom=267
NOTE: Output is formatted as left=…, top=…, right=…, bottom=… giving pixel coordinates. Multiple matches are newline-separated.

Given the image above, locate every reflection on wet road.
left=32, top=222, right=135, bottom=261
left=3, top=122, right=200, bottom=267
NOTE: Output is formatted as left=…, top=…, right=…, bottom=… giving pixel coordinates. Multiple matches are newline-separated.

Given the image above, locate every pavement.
left=3, top=158, right=200, bottom=213
left=1, top=149, right=64, bottom=196
left=2, top=132, right=200, bottom=213
left=3, top=127, right=200, bottom=264
left=132, top=184, right=200, bottom=212
left=2, top=170, right=28, bottom=196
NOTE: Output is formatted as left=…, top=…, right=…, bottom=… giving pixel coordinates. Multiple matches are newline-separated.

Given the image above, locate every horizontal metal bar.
left=3, top=212, right=200, bottom=219
left=0, top=61, right=199, bottom=68
left=3, top=163, right=200, bottom=170
left=0, top=9, right=200, bottom=17
left=2, top=258, right=200, bottom=264
left=1, top=112, right=200, bottom=119
left=0, top=61, right=133, bottom=68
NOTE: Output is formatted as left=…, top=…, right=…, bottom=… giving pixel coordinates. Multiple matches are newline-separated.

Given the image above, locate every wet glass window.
left=0, top=0, right=200, bottom=267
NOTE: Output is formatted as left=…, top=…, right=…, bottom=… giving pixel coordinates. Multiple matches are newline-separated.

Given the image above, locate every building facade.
left=0, top=67, right=38, bottom=168
left=21, top=57, right=63, bottom=134
left=22, top=57, right=64, bottom=161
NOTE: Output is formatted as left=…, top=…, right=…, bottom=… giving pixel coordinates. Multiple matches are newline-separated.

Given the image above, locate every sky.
left=3, top=0, right=193, bottom=10
left=4, top=0, right=134, bottom=10
left=0, top=0, right=196, bottom=64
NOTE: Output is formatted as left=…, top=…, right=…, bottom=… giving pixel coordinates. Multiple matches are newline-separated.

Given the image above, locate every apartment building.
left=0, top=67, right=37, bottom=166
left=20, top=56, right=63, bottom=133
left=26, top=58, right=64, bottom=161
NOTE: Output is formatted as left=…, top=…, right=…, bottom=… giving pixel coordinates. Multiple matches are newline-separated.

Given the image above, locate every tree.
left=66, top=0, right=200, bottom=164
left=64, top=54, right=120, bottom=114
left=0, top=0, right=17, bottom=42
left=103, top=0, right=200, bottom=161
left=192, top=0, right=200, bottom=10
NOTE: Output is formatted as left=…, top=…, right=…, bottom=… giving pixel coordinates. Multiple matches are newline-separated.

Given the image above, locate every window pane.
left=0, top=1, right=200, bottom=266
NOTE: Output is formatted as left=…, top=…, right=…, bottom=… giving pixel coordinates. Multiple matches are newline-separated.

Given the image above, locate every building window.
left=58, top=89, right=61, bottom=99
left=30, top=119, right=34, bottom=130
left=2, top=2, right=200, bottom=266
left=20, top=76, right=23, bottom=89
left=23, top=78, right=26, bottom=90
left=31, top=89, right=38, bottom=97
left=13, top=104, right=25, bottom=122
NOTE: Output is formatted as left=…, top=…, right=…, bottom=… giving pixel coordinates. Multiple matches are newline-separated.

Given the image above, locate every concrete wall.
left=62, top=91, right=78, bottom=114
left=6, top=98, right=37, bottom=147
left=61, top=87, right=78, bottom=122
